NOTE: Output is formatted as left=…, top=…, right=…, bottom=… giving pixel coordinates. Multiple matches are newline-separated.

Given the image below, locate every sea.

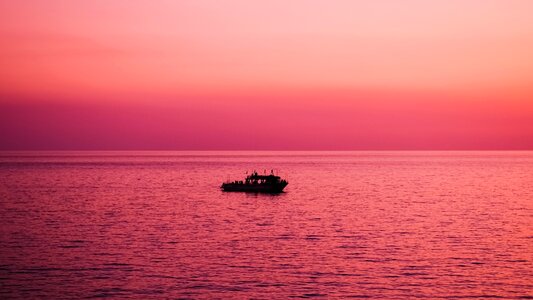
left=0, top=151, right=532, bottom=299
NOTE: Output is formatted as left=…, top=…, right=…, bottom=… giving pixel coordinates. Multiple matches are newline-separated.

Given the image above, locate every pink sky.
left=1, top=0, right=533, bottom=149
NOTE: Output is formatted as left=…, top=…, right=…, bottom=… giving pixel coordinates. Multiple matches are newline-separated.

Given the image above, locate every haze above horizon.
left=1, top=0, right=532, bottom=150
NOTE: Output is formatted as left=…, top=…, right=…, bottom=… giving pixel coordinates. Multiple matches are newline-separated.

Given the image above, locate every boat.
left=221, top=171, right=288, bottom=193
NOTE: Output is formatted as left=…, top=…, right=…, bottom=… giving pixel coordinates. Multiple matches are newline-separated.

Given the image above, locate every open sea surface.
left=0, top=151, right=532, bottom=299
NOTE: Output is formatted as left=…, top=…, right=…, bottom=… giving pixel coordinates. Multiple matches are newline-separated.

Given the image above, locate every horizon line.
left=1, top=149, right=532, bottom=152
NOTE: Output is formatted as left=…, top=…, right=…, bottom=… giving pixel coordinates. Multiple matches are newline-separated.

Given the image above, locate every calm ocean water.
left=0, top=151, right=532, bottom=299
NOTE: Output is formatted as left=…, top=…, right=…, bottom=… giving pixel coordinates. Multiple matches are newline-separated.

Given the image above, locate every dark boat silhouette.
left=221, top=171, right=288, bottom=193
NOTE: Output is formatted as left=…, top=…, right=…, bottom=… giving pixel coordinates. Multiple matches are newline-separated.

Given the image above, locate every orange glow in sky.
left=1, top=0, right=533, bottom=149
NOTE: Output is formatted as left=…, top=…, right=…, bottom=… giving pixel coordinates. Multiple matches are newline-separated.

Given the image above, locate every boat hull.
left=221, top=182, right=288, bottom=193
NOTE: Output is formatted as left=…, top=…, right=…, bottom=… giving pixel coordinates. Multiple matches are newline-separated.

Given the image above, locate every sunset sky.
left=1, top=0, right=533, bottom=149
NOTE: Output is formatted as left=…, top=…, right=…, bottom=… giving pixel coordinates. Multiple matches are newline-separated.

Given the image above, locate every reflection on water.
left=0, top=151, right=532, bottom=298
